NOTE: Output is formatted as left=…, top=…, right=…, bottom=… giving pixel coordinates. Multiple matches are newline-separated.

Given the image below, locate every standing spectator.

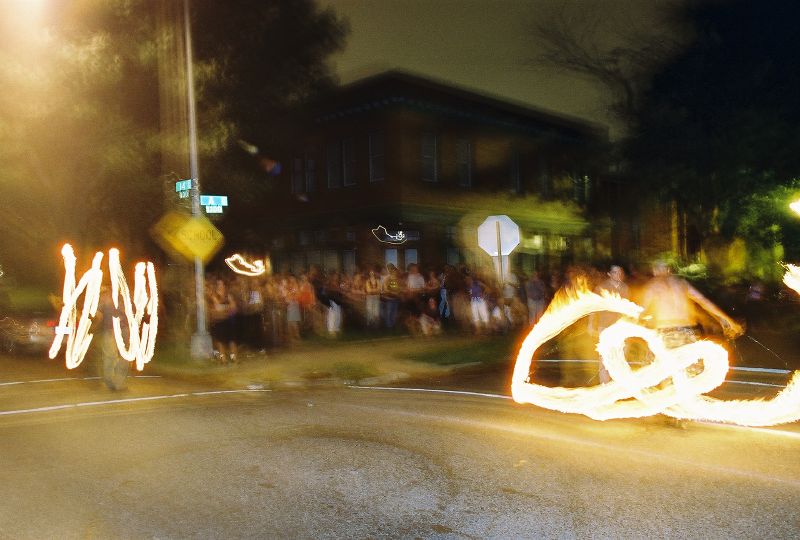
left=241, top=276, right=265, bottom=353
left=283, top=275, right=302, bottom=344
left=264, top=276, right=285, bottom=348
left=209, top=278, right=239, bottom=364
left=406, top=263, right=425, bottom=293
left=350, top=270, right=366, bottom=325
left=405, top=263, right=426, bottom=321
left=525, top=271, right=547, bottom=326
left=298, top=274, right=316, bottom=333
left=425, top=270, right=440, bottom=306
left=381, top=264, right=403, bottom=328
left=466, top=274, right=489, bottom=334
left=438, top=265, right=452, bottom=321
left=365, top=268, right=381, bottom=328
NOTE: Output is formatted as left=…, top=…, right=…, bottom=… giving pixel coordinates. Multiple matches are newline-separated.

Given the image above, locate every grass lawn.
left=397, top=333, right=520, bottom=366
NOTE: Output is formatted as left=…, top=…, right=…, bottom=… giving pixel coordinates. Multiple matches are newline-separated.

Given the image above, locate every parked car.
left=0, top=309, right=57, bottom=355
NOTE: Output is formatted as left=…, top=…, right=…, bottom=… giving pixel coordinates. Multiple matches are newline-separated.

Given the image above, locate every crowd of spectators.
left=203, top=261, right=573, bottom=363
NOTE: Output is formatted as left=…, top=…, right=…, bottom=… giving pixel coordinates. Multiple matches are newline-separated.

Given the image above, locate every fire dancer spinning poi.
left=640, top=260, right=743, bottom=348
left=511, top=261, right=800, bottom=426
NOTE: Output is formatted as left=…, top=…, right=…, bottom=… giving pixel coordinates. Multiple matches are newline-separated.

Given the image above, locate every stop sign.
left=477, top=215, right=520, bottom=256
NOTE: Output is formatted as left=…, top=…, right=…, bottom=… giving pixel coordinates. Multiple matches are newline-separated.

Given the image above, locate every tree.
left=188, top=0, right=348, bottom=247
left=532, top=1, right=800, bottom=274
left=625, top=0, right=800, bottom=266
left=530, top=3, right=685, bottom=125
left=0, top=0, right=347, bottom=284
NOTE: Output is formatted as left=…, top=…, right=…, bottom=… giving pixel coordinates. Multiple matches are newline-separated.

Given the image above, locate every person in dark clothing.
left=96, top=285, right=128, bottom=391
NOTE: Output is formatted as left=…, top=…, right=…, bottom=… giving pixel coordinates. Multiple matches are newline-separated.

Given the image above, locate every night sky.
left=322, top=0, right=680, bottom=136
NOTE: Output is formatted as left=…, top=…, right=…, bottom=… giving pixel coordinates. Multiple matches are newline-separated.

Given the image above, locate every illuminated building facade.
left=266, top=71, right=611, bottom=276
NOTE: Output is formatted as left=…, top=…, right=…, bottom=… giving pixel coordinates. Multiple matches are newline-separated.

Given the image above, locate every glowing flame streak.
left=511, top=289, right=800, bottom=426
left=371, top=225, right=407, bottom=245
left=225, top=254, right=265, bottom=276
left=48, top=244, right=104, bottom=369
left=783, top=263, right=800, bottom=295
left=109, top=249, right=158, bottom=371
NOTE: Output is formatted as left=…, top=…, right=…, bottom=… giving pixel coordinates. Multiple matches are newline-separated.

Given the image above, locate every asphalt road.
left=1, top=359, right=799, bottom=539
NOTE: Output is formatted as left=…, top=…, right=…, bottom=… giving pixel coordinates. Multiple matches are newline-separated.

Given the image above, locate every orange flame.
left=511, top=287, right=800, bottom=426
left=783, top=263, right=800, bottom=295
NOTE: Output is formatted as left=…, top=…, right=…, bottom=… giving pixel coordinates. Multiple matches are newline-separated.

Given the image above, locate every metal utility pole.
left=183, top=0, right=213, bottom=359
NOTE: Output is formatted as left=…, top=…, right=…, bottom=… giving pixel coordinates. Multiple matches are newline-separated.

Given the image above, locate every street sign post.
left=477, top=215, right=520, bottom=283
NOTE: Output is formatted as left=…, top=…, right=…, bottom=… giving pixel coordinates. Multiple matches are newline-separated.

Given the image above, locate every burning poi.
left=510, top=288, right=800, bottom=426
left=49, top=244, right=158, bottom=371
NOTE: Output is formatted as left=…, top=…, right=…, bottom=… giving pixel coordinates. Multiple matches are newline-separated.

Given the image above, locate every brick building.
left=265, top=70, right=610, bottom=277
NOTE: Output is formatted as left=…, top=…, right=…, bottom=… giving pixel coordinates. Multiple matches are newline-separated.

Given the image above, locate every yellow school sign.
left=151, top=211, right=224, bottom=263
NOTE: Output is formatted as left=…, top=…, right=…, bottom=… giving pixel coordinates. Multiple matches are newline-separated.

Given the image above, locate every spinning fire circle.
left=511, top=290, right=800, bottom=426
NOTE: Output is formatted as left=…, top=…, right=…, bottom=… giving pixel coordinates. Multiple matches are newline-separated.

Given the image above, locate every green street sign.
left=175, top=179, right=193, bottom=192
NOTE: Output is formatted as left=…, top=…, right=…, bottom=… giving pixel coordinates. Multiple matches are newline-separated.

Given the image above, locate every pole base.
left=190, top=332, right=214, bottom=360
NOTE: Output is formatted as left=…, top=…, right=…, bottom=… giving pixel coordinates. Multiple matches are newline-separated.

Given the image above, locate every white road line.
left=0, top=375, right=161, bottom=387
left=539, top=358, right=792, bottom=375
left=725, top=380, right=785, bottom=388
left=0, top=388, right=271, bottom=417
left=351, top=385, right=512, bottom=400
left=351, top=385, right=800, bottom=438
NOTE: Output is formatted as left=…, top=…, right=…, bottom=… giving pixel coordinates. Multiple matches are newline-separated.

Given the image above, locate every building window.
left=573, top=174, right=590, bottom=204
left=324, top=250, right=340, bottom=272
left=343, top=137, right=356, bottom=186
left=404, top=248, right=418, bottom=267
left=306, top=250, right=322, bottom=268
left=342, top=250, right=356, bottom=276
left=327, top=141, right=342, bottom=188
left=456, top=139, right=472, bottom=188
left=305, top=158, right=316, bottom=192
left=345, top=230, right=356, bottom=242
left=384, top=248, right=398, bottom=267
left=291, top=156, right=304, bottom=194
left=538, top=156, right=551, bottom=197
left=292, top=153, right=316, bottom=194
left=298, top=231, right=311, bottom=246
left=446, top=247, right=460, bottom=266
left=421, top=133, right=438, bottom=182
left=290, top=252, right=305, bottom=275
left=510, top=147, right=521, bottom=193
left=369, top=132, right=385, bottom=182
left=314, top=230, right=328, bottom=244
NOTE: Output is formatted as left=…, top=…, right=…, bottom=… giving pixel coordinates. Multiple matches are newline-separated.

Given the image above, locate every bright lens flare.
left=225, top=254, right=266, bottom=276
left=510, top=288, right=800, bottom=426
left=790, top=199, right=800, bottom=216
left=49, top=244, right=158, bottom=371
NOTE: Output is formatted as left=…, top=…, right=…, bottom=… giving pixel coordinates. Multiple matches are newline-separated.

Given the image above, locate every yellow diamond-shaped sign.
left=151, top=211, right=224, bottom=264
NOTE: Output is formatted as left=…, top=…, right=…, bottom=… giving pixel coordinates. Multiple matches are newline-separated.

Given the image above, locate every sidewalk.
left=148, top=334, right=514, bottom=390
